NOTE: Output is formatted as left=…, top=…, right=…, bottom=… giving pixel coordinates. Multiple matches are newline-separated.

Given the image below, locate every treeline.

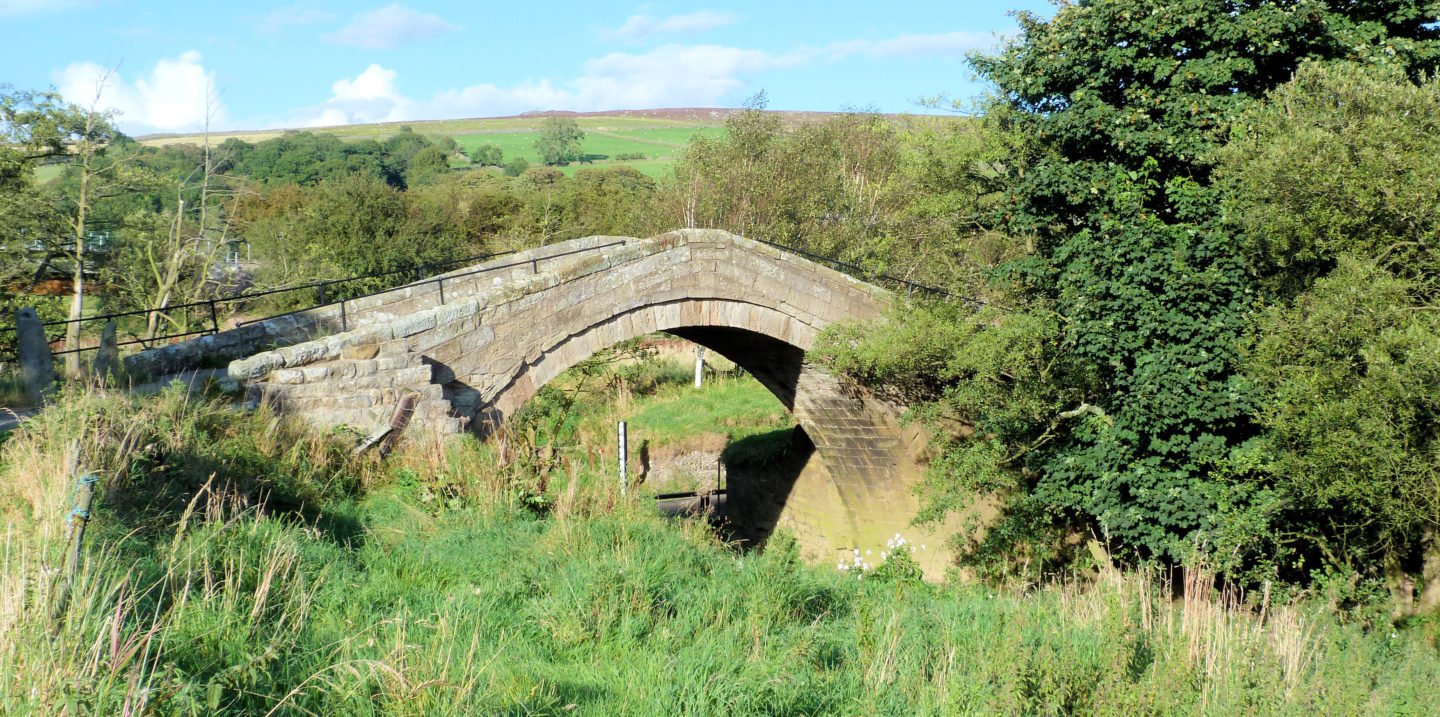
left=0, top=116, right=669, bottom=348
left=1, top=97, right=1000, bottom=351
left=816, top=3, right=1440, bottom=613
left=218, top=126, right=457, bottom=189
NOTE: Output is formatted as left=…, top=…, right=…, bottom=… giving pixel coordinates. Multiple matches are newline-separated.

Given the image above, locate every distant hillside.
left=133, top=108, right=852, bottom=146
left=135, top=108, right=961, bottom=179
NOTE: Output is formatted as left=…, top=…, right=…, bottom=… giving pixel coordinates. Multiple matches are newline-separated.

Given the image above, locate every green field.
left=138, top=113, right=730, bottom=147
left=138, top=113, right=731, bottom=179
left=31, top=163, right=63, bottom=183
left=453, top=126, right=724, bottom=178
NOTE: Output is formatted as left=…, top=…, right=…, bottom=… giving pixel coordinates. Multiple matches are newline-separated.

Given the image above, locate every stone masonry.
left=132, top=229, right=965, bottom=575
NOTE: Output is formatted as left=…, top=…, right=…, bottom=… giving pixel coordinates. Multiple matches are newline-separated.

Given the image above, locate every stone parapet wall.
left=145, top=228, right=970, bottom=576
left=125, top=235, right=634, bottom=379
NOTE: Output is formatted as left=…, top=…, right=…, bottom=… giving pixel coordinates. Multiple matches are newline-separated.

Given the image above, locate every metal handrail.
left=2, top=248, right=511, bottom=334
left=0, top=250, right=510, bottom=357
left=4, top=233, right=969, bottom=359
left=749, top=236, right=956, bottom=300
left=233, top=239, right=629, bottom=330
left=10, top=240, right=629, bottom=358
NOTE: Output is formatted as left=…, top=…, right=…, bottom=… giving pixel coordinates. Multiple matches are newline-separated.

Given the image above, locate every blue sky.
left=1, top=1, right=1052, bottom=135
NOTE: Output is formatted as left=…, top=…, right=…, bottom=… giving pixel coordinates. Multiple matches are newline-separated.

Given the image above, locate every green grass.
left=623, top=374, right=791, bottom=446
left=32, top=163, right=64, bottom=184
left=67, top=121, right=710, bottom=182
left=4, top=374, right=1440, bottom=715
left=515, top=350, right=792, bottom=463
left=453, top=126, right=723, bottom=178
left=0, top=371, right=27, bottom=408
left=135, top=114, right=725, bottom=179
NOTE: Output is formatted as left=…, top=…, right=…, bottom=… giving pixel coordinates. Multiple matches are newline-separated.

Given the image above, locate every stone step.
left=264, top=361, right=428, bottom=387
left=264, top=372, right=423, bottom=398
left=260, top=383, right=445, bottom=414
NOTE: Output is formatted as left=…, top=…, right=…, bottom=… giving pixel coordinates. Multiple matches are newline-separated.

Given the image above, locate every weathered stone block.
left=340, top=342, right=381, bottom=361
left=15, top=307, right=55, bottom=402
left=271, top=369, right=305, bottom=384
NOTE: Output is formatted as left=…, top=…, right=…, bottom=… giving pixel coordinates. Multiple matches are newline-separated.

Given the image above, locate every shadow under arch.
left=458, top=298, right=823, bottom=435
left=427, top=300, right=849, bottom=548
left=231, top=230, right=959, bottom=575
left=445, top=318, right=835, bottom=552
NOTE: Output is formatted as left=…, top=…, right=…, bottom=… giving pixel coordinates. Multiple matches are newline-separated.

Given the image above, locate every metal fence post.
left=618, top=421, right=628, bottom=496
left=50, top=454, right=98, bottom=628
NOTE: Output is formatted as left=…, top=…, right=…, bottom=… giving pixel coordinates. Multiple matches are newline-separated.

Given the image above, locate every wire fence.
left=0, top=234, right=962, bottom=362
left=747, top=237, right=955, bottom=300
left=0, top=248, right=513, bottom=360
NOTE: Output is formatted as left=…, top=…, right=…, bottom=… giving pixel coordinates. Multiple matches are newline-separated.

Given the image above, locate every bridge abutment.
left=189, top=230, right=970, bottom=577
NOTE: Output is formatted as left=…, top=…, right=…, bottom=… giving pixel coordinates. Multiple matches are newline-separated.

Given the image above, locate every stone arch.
left=223, top=229, right=962, bottom=575
left=465, top=298, right=818, bottom=432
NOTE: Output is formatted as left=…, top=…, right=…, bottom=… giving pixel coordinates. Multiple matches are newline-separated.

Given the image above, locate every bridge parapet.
left=138, top=229, right=970, bottom=576
left=123, top=235, right=635, bottom=379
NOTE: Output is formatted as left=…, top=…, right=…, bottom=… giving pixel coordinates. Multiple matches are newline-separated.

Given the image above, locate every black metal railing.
left=0, top=248, right=518, bottom=359
left=1, top=233, right=967, bottom=360
left=232, top=239, right=630, bottom=333
left=749, top=237, right=957, bottom=300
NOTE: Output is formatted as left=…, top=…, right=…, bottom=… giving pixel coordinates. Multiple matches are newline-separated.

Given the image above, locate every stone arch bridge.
left=128, top=229, right=969, bottom=575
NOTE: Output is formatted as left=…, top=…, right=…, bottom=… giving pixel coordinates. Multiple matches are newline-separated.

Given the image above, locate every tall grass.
left=0, top=369, right=28, bottom=408
left=2, top=387, right=1438, bottom=715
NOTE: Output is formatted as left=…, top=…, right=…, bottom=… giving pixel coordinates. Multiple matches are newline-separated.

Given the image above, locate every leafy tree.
left=961, top=0, right=1440, bottom=567
left=405, top=145, right=451, bottom=187
left=1242, top=258, right=1440, bottom=591
left=671, top=104, right=1012, bottom=291
left=534, top=117, right=584, bottom=166
left=1218, top=61, right=1440, bottom=299
left=382, top=126, right=432, bottom=176
left=1, top=87, right=90, bottom=290
left=1, top=81, right=130, bottom=374
left=233, top=183, right=317, bottom=295
left=243, top=173, right=476, bottom=301
left=1, top=86, right=84, bottom=188
left=568, top=166, right=661, bottom=237
left=229, top=132, right=396, bottom=187
left=1215, top=62, right=1440, bottom=603
left=503, top=156, right=529, bottom=177
left=468, top=143, right=503, bottom=166
left=408, top=174, right=520, bottom=240
left=105, top=113, right=247, bottom=341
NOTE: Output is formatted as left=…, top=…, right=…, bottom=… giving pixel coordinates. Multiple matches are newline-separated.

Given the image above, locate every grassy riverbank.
left=2, top=375, right=1437, bottom=715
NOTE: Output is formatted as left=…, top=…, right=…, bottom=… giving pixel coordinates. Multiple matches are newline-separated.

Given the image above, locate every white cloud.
left=324, top=3, right=460, bottom=50
left=300, top=108, right=351, bottom=128
left=567, top=44, right=803, bottom=108
left=0, top=0, right=94, bottom=16
left=53, top=51, right=226, bottom=133
left=292, top=63, right=412, bottom=126
left=286, top=29, right=992, bottom=128
left=294, top=43, right=802, bottom=127
left=825, top=31, right=995, bottom=60
left=254, top=4, right=332, bottom=34
left=601, top=10, right=738, bottom=42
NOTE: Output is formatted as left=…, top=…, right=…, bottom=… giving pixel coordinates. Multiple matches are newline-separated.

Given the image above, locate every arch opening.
left=495, top=330, right=818, bottom=551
